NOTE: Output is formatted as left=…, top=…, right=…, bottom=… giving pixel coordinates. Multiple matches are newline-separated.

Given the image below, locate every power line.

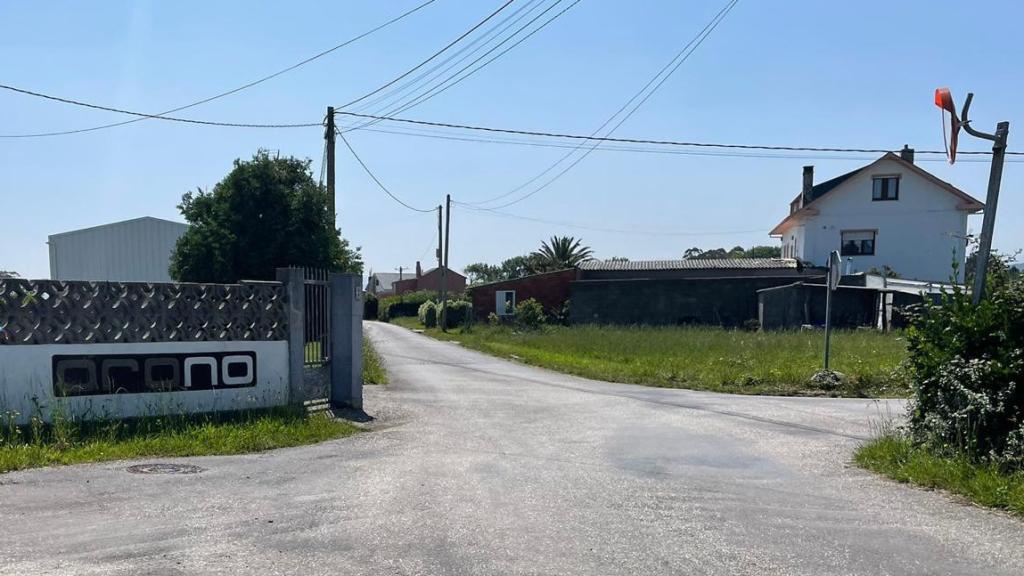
left=0, top=0, right=437, bottom=138
left=472, top=0, right=740, bottom=208
left=336, top=130, right=435, bottom=213
left=349, top=0, right=548, bottom=115
left=334, top=110, right=1023, bottom=157
left=0, top=84, right=322, bottom=132
left=346, top=0, right=581, bottom=132
left=338, top=121, right=1024, bottom=162
left=337, top=0, right=516, bottom=109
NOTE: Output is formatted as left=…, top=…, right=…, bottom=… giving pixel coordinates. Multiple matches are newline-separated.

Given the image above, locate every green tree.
left=464, top=262, right=502, bottom=284
left=531, top=236, right=594, bottom=271
left=170, top=151, right=362, bottom=283
left=745, top=245, right=782, bottom=258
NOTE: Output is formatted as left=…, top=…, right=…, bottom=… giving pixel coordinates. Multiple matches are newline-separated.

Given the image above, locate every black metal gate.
left=302, top=268, right=331, bottom=404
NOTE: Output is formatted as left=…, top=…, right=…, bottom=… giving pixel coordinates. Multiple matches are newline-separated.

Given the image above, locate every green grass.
left=392, top=317, right=909, bottom=397
left=0, top=407, right=360, bottom=474
left=362, top=335, right=389, bottom=384
left=856, top=435, right=1024, bottom=516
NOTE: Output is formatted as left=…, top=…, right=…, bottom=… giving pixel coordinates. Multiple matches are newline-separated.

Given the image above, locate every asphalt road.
left=2, top=321, right=1023, bottom=575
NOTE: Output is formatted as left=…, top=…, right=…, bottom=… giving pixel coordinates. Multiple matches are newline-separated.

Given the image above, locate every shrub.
left=742, top=318, right=761, bottom=332
left=515, top=298, right=546, bottom=329
left=440, top=299, right=472, bottom=329
left=363, top=293, right=378, bottom=320
left=487, top=312, right=501, bottom=326
left=418, top=300, right=438, bottom=328
left=378, top=290, right=438, bottom=322
left=905, top=272, right=1024, bottom=467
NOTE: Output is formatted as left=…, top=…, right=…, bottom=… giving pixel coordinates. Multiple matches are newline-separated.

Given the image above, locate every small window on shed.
left=872, top=176, right=900, bottom=201
left=496, top=290, right=516, bottom=316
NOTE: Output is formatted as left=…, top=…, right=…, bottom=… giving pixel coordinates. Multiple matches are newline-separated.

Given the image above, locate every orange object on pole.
left=934, top=87, right=961, bottom=164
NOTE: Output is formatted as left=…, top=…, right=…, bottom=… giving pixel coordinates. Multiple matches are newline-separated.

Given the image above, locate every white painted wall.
left=48, top=217, right=188, bottom=282
left=0, top=341, right=288, bottom=425
left=789, top=159, right=970, bottom=282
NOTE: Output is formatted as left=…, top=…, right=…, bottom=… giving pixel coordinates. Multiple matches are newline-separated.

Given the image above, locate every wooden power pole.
left=440, top=195, right=452, bottom=331
left=326, top=106, right=336, bottom=227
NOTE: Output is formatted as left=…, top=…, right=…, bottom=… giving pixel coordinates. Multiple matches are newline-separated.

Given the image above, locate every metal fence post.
left=276, top=267, right=305, bottom=405
left=330, top=273, right=363, bottom=410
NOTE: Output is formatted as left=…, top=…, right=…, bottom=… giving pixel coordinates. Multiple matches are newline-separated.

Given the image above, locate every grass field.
left=391, top=317, right=909, bottom=397
left=856, top=435, right=1024, bottom=516
left=0, top=407, right=360, bottom=474
left=362, top=335, right=389, bottom=384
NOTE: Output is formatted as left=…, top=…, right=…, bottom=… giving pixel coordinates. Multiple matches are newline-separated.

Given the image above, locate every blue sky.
left=2, top=0, right=1022, bottom=279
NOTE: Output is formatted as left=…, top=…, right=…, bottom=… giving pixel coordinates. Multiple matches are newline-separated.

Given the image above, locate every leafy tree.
left=608, top=256, right=630, bottom=262
left=0, top=271, right=19, bottom=279
left=683, top=245, right=783, bottom=259
left=965, top=247, right=1021, bottom=291
left=170, top=151, right=362, bottom=283
left=867, top=265, right=901, bottom=279
left=464, top=262, right=503, bottom=284
left=531, top=236, right=593, bottom=271
left=745, top=245, right=782, bottom=258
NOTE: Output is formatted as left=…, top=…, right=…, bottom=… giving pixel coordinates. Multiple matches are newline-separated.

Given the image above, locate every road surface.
left=2, top=321, right=1023, bottom=575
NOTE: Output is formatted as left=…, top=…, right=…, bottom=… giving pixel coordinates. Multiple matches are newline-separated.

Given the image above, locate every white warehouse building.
left=48, top=217, right=189, bottom=282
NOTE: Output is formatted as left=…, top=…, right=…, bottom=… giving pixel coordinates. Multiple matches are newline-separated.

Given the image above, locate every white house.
left=48, top=217, right=189, bottom=282
left=770, top=148, right=984, bottom=283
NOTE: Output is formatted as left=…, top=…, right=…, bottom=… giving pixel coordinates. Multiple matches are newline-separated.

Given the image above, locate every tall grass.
left=0, top=406, right=359, bottom=473
left=400, top=320, right=909, bottom=397
left=856, top=434, right=1024, bottom=516
left=362, top=335, right=388, bottom=384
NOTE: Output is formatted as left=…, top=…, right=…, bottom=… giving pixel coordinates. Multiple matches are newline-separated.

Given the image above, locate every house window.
left=496, top=290, right=516, bottom=316
left=872, top=176, right=899, bottom=201
left=841, top=230, right=876, bottom=256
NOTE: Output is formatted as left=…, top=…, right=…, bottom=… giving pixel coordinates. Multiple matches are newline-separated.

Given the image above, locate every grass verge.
left=363, top=335, right=389, bottom=384
left=0, top=407, right=360, bottom=474
left=855, top=435, right=1024, bottom=516
left=390, top=317, right=908, bottom=397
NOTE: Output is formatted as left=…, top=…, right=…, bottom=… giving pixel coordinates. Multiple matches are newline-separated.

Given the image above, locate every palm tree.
left=531, top=236, right=594, bottom=271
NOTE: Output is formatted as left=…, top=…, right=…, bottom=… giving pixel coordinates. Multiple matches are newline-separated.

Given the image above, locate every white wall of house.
left=784, top=158, right=970, bottom=282
left=48, top=217, right=188, bottom=282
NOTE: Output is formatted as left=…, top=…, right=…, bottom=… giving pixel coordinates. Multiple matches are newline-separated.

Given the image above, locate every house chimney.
left=802, top=165, right=814, bottom=206
left=900, top=144, right=915, bottom=164
left=416, top=261, right=422, bottom=278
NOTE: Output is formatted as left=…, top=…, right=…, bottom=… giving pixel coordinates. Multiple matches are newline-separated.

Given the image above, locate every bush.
left=906, top=272, right=1024, bottom=467
left=440, top=299, right=472, bottom=329
left=487, top=312, right=501, bottom=326
left=378, top=290, right=438, bottom=322
left=363, top=293, right=378, bottom=320
left=515, top=298, right=546, bottom=329
left=418, top=300, right=438, bottom=328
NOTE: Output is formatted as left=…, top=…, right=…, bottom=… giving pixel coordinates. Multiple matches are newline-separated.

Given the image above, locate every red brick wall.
left=468, top=269, right=578, bottom=319
left=392, top=268, right=467, bottom=296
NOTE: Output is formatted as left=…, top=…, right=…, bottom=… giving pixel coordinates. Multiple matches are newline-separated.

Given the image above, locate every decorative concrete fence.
left=0, top=270, right=362, bottom=425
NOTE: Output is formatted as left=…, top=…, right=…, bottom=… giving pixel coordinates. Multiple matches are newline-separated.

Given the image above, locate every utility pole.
left=325, top=106, right=336, bottom=228
left=440, top=195, right=452, bottom=331
left=960, top=93, right=1010, bottom=304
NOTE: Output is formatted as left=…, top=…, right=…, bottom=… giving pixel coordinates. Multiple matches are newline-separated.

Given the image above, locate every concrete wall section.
left=570, top=277, right=803, bottom=327
left=0, top=340, right=288, bottom=424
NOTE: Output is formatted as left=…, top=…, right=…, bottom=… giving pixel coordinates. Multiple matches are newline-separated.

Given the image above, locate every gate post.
left=330, top=273, right=364, bottom=410
left=276, top=267, right=305, bottom=405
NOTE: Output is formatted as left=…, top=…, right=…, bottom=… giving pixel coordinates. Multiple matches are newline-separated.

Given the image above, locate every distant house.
left=48, top=216, right=188, bottom=282
left=770, top=147, right=984, bottom=282
left=365, top=272, right=404, bottom=297
left=393, top=261, right=466, bottom=296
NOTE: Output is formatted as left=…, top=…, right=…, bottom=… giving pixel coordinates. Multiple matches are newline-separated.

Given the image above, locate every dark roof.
left=580, top=258, right=800, bottom=271
left=805, top=169, right=860, bottom=203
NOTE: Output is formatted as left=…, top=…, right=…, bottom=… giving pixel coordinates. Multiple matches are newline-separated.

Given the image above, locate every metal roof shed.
left=48, top=216, right=189, bottom=282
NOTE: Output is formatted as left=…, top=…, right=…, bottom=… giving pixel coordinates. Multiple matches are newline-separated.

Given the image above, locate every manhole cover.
left=126, top=463, right=204, bottom=475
